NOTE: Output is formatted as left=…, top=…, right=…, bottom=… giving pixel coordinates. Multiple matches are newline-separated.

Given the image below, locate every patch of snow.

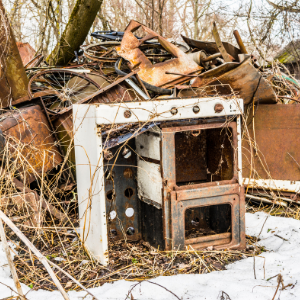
left=0, top=212, right=299, bottom=299
left=0, top=241, right=30, bottom=298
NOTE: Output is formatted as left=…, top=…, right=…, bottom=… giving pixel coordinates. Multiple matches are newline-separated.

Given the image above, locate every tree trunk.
left=47, top=0, right=104, bottom=66
left=0, top=0, right=28, bottom=107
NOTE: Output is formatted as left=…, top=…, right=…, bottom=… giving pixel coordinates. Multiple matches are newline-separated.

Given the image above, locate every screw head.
left=170, top=107, right=178, bottom=115
left=193, top=105, right=200, bottom=114
left=214, top=103, right=224, bottom=113
left=124, top=110, right=132, bottom=118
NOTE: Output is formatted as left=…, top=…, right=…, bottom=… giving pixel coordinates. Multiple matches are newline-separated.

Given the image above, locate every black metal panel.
left=104, top=139, right=141, bottom=241
left=140, top=200, right=165, bottom=250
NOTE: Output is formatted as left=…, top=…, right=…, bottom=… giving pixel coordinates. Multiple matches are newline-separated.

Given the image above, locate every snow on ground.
left=0, top=212, right=300, bottom=300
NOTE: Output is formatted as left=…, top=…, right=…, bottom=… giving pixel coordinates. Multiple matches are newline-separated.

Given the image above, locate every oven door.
left=161, top=121, right=245, bottom=250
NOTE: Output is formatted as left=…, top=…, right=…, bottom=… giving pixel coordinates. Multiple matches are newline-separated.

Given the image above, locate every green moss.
left=277, top=51, right=291, bottom=64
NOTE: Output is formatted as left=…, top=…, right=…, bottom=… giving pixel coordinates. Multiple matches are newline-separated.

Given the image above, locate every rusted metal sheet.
left=212, top=22, right=233, bottom=62
left=16, top=42, right=36, bottom=66
left=116, top=20, right=202, bottom=88
left=0, top=105, right=63, bottom=183
left=242, top=104, right=300, bottom=181
left=192, top=58, right=277, bottom=105
left=182, top=35, right=242, bottom=61
left=161, top=122, right=245, bottom=251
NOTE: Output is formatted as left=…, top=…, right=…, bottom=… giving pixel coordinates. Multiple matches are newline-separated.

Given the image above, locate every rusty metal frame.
left=161, top=121, right=245, bottom=250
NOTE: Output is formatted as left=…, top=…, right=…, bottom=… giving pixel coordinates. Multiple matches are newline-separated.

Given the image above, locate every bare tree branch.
left=267, top=0, right=300, bottom=13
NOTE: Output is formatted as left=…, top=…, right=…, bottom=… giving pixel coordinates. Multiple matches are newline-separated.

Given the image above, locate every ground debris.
left=7, top=221, right=261, bottom=291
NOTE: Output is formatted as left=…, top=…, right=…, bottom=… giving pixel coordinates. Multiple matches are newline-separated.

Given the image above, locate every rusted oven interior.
left=103, top=118, right=245, bottom=251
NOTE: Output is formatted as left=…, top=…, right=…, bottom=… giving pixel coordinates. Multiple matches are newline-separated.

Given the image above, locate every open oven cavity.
left=185, top=204, right=231, bottom=238
left=175, top=127, right=234, bottom=186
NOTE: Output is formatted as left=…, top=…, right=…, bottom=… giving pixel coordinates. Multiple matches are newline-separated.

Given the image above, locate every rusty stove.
left=73, top=97, right=245, bottom=265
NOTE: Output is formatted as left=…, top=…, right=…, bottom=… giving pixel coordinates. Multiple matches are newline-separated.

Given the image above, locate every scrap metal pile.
left=1, top=19, right=300, bottom=227
left=0, top=17, right=300, bottom=294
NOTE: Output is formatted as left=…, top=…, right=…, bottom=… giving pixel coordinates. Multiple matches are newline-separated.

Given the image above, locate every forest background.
left=3, top=0, right=300, bottom=64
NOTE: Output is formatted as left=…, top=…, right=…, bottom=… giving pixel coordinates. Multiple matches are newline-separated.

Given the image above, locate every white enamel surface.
left=136, top=130, right=161, bottom=161
left=137, top=159, right=163, bottom=206
left=125, top=208, right=134, bottom=217
left=73, top=104, right=108, bottom=266
left=94, top=97, right=243, bottom=124
left=243, top=178, right=300, bottom=193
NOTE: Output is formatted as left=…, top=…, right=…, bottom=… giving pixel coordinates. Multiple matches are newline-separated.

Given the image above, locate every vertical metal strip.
left=73, top=104, right=109, bottom=265
left=161, top=130, right=176, bottom=250
left=236, top=115, right=243, bottom=185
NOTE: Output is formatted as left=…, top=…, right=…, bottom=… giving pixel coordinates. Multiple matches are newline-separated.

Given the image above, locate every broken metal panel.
left=0, top=77, right=12, bottom=108
left=137, top=159, right=163, bottom=208
left=116, top=20, right=202, bottom=88
left=0, top=105, right=63, bottom=183
left=135, top=128, right=161, bottom=161
left=140, top=200, right=164, bottom=249
left=56, top=72, right=142, bottom=116
left=243, top=179, right=300, bottom=193
left=191, top=58, right=277, bottom=105
left=73, top=104, right=108, bottom=266
left=244, top=178, right=300, bottom=197
left=135, top=126, right=163, bottom=210
left=242, top=104, right=300, bottom=191
left=103, top=123, right=158, bottom=149
left=212, top=22, right=233, bottom=63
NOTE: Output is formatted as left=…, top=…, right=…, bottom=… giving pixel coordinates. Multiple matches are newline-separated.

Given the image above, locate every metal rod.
left=125, top=78, right=150, bottom=100
left=246, top=194, right=287, bottom=207
left=202, top=53, right=222, bottom=62
left=233, top=30, right=248, bottom=54
left=165, top=71, right=199, bottom=77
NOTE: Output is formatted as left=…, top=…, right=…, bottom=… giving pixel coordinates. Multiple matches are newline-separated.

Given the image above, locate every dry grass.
left=6, top=225, right=261, bottom=291
left=0, top=59, right=299, bottom=295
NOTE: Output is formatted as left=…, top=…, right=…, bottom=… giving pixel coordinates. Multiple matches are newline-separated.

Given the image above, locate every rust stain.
left=0, top=105, right=63, bottom=184
left=242, top=104, right=300, bottom=181
left=16, top=42, right=36, bottom=66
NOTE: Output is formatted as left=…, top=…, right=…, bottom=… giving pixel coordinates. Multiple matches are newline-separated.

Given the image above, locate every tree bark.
left=47, top=0, right=103, bottom=66
left=0, top=0, right=28, bottom=107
